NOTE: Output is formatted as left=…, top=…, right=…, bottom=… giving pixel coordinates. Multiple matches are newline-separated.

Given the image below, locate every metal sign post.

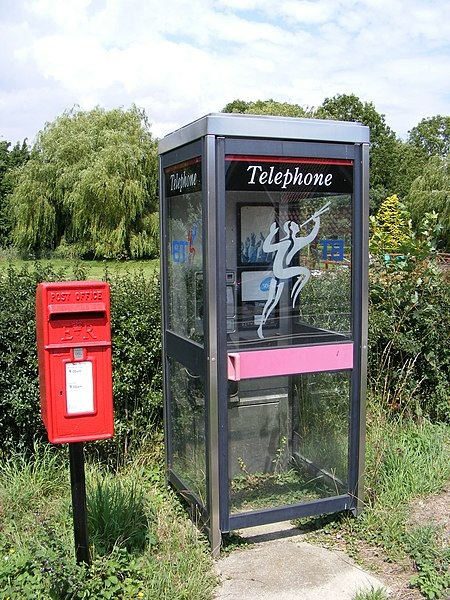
left=69, top=442, right=90, bottom=565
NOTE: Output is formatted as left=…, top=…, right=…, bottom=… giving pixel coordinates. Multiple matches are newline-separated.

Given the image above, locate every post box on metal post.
left=36, top=281, right=114, bottom=564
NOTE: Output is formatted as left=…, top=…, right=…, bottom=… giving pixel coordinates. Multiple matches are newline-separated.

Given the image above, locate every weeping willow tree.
left=405, top=155, right=450, bottom=251
left=10, top=105, right=159, bottom=259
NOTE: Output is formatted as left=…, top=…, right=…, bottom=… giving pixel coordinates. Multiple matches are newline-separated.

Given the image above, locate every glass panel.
left=165, top=157, right=204, bottom=343
left=169, top=357, right=207, bottom=506
left=229, top=371, right=350, bottom=514
left=225, top=156, right=352, bottom=350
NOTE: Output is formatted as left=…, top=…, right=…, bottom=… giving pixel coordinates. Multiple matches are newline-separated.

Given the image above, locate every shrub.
left=368, top=205, right=450, bottom=421
left=0, top=263, right=62, bottom=455
left=369, top=194, right=409, bottom=254
left=368, top=253, right=450, bottom=421
left=106, top=267, right=162, bottom=463
left=0, top=262, right=162, bottom=459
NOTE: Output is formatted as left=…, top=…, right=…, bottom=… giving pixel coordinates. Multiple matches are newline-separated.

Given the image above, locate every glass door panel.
left=225, top=156, right=353, bottom=350
left=229, top=371, right=350, bottom=514
left=224, top=152, right=354, bottom=516
left=169, top=357, right=207, bottom=505
left=163, top=154, right=207, bottom=510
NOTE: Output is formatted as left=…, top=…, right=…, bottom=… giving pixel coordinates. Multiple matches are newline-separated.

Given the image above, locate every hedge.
left=1, top=255, right=449, bottom=461
left=0, top=262, right=162, bottom=461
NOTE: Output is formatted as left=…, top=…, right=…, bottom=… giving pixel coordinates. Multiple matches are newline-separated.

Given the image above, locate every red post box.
left=36, top=281, right=114, bottom=444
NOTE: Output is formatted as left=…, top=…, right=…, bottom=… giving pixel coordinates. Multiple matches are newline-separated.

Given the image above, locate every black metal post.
left=69, top=442, right=90, bottom=565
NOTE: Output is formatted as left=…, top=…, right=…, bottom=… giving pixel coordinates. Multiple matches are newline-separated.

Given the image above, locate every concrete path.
left=214, top=521, right=388, bottom=600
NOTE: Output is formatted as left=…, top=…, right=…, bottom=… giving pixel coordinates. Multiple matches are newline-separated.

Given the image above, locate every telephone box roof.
left=158, top=112, right=370, bottom=154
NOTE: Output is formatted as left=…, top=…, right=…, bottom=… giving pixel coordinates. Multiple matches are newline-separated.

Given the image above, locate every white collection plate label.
left=65, top=361, right=94, bottom=414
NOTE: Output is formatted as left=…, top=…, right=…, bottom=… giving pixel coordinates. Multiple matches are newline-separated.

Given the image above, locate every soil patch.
left=356, top=484, right=450, bottom=599
left=407, top=483, right=450, bottom=545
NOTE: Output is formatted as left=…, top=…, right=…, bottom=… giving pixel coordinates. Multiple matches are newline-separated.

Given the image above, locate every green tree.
left=222, top=98, right=314, bottom=118
left=223, top=94, right=399, bottom=212
left=317, top=94, right=398, bottom=211
left=387, top=116, right=450, bottom=204
left=405, top=155, right=450, bottom=251
left=408, top=115, right=450, bottom=158
left=389, top=139, right=428, bottom=199
left=0, top=140, right=29, bottom=247
left=369, top=194, right=409, bottom=255
left=10, top=106, right=158, bottom=259
left=0, top=141, right=12, bottom=247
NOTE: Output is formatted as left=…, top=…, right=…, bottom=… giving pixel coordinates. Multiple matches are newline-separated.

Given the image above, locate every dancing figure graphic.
left=256, top=201, right=331, bottom=339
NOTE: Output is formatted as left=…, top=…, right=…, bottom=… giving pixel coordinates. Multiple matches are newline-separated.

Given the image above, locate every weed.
left=352, top=586, right=389, bottom=600
left=221, top=531, right=248, bottom=554
left=272, top=435, right=287, bottom=474
left=86, top=472, right=156, bottom=555
left=0, top=446, right=216, bottom=598
left=407, top=525, right=450, bottom=599
left=299, top=400, right=450, bottom=598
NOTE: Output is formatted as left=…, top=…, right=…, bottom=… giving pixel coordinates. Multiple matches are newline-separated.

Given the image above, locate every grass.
left=295, top=395, right=450, bottom=599
left=0, top=255, right=159, bottom=280
left=0, top=253, right=449, bottom=597
left=0, top=440, right=216, bottom=599
left=86, top=471, right=153, bottom=554
left=0, top=444, right=66, bottom=517
left=230, top=467, right=337, bottom=512
left=353, top=588, right=389, bottom=600
left=3, top=411, right=447, bottom=598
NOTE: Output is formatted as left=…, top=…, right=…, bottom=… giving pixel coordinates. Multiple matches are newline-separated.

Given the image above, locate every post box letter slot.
left=48, top=303, right=107, bottom=321
left=49, top=310, right=106, bottom=321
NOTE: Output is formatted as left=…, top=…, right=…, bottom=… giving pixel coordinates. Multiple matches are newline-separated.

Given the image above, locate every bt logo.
left=171, top=224, right=197, bottom=263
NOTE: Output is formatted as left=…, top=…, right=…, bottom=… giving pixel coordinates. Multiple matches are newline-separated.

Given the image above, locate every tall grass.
left=333, top=395, right=450, bottom=599
left=295, top=393, right=450, bottom=598
left=87, top=472, right=153, bottom=554
left=364, top=397, right=450, bottom=516
left=0, top=442, right=216, bottom=599
left=0, top=444, right=66, bottom=517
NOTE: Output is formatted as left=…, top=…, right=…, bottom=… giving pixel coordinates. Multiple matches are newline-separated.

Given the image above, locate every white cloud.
left=0, top=0, right=449, bottom=145
left=279, top=0, right=338, bottom=25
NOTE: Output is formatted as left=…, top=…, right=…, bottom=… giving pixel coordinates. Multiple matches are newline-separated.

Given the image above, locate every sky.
left=1, top=0, right=449, bottom=146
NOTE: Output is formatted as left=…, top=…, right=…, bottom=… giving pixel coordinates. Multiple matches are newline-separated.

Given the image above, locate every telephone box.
left=159, top=113, right=369, bottom=554
left=36, top=281, right=114, bottom=444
